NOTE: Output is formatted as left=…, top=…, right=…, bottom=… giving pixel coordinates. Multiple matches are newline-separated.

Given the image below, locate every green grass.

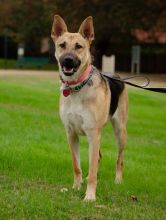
left=0, top=73, right=166, bottom=220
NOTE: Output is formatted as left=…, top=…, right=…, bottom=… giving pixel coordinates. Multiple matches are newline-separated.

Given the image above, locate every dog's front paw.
left=72, top=178, right=83, bottom=190
left=84, top=186, right=96, bottom=202
left=83, top=192, right=96, bottom=202
left=115, top=172, right=122, bottom=184
left=72, top=182, right=82, bottom=191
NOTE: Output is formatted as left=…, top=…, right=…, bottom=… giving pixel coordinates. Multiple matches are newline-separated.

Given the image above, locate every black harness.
left=102, top=74, right=124, bottom=115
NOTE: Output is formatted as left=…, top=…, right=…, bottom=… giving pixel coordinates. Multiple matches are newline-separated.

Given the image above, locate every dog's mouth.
left=60, top=53, right=81, bottom=76
left=62, top=66, right=75, bottom=76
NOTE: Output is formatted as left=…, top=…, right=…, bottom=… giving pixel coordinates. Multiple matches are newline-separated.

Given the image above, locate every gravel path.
left=0, top=69, right=166, bottom=87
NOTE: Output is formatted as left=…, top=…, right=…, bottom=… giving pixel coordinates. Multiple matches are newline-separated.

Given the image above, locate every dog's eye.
left=75, top=43, right=83, bottom=50
left=59, top=42, right=66, bottom=49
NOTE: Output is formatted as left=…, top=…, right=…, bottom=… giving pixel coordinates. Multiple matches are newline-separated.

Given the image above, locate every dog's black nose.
left=62, top=55, right=75, bottom=68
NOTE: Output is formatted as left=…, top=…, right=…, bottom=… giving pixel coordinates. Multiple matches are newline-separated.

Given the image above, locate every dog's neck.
left=60, top=65, right=92, bottom=86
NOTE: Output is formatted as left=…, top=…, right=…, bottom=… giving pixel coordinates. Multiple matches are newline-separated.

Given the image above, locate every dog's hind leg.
left=111, top=110, right=127, bottom=184
left=84, top=129, right=100, bottom=201
left=67, top=132, right=82, bottom=190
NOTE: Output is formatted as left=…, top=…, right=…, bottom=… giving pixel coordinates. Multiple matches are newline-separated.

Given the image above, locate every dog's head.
left=51, top=15, right=94, bottom=80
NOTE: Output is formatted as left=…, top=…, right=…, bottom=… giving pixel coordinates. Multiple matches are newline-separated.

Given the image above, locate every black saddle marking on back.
left=102, top=74, right=125, bottom=116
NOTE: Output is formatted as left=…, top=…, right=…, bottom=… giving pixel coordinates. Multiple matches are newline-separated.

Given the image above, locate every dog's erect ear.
left=78, top=16, right=94, bottom=43
left=51, top=15, right=68, bottom=41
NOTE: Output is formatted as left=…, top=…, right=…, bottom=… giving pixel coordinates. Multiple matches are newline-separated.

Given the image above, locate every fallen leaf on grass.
left=60, top=187, right=68, bottom=193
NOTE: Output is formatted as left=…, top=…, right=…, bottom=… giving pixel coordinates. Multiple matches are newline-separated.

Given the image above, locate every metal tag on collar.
left=87, top=79, right=93, bottom=86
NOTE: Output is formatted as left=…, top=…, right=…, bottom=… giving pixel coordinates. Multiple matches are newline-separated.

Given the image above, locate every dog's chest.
left=60, top=94, right=92, bottom=135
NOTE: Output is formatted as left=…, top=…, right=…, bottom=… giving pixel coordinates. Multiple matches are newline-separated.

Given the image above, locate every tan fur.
left=51, top=15, right=128, bottom=201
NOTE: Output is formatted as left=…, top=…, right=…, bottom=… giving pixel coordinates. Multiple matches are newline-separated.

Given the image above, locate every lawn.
left=0, top=71, right=166, bottom=220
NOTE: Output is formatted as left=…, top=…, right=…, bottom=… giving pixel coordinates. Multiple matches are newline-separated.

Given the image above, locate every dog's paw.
left=83, top=193, right=96, bottom=202
left=115, top=173, right=122, bottom=184
left=72, top=183, right=81, bottom=191
left=84, top=187, right=96, bottom=201
left=72, top=180, right=82, bottom=191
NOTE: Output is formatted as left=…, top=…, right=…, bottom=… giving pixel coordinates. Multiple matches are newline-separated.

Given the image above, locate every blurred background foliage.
left=0, top=0, right=165, bottom=43
left=0, top=0, right=165, bottom=72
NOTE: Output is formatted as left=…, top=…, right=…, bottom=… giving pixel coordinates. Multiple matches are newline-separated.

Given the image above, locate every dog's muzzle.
left=60, top=53, right=81, bottom=76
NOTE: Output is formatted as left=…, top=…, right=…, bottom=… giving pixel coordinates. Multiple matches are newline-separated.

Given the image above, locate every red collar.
left=61, top=65, right=92, bottom=86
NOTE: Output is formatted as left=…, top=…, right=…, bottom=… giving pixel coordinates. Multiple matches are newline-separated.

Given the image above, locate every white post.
left=102, top=55, right=115, bottom=74
left=17, top=43, right=25, bottom=60
left=131, top=46, right=141, bottom=74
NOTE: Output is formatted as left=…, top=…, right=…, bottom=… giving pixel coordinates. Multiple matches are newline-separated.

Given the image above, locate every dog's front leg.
left=67, top=132, right=82, bottom=190
left=84, top=129, right=100, bottom=201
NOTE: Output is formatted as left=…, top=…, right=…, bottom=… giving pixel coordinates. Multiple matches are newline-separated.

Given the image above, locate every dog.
left=51, top=15, right=128, bottom=201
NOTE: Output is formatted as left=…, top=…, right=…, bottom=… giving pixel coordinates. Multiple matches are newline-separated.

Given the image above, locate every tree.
left=0, top=0, right=57, bottom=55
left=0, top=0, right=165, bottom=55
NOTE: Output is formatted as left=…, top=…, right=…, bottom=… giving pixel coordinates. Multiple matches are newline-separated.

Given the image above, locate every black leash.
left=102, top=74, right=166, bottom=93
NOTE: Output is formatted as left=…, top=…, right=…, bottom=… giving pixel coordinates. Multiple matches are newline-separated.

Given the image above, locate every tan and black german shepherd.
left=51, top=15, right=128, bottom=201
